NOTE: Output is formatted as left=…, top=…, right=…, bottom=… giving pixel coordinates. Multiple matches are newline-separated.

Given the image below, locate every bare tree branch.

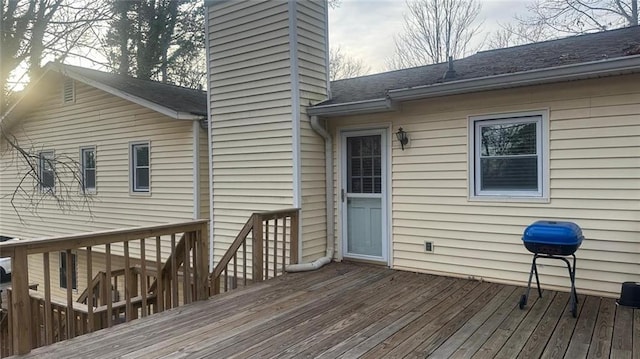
left=387, top=0, right=484, bottom=70
left=1, top=124, right=94, bottom=223
left=329, top=46, right=371, bottom=81
left=517, top=0, right=638, bottom=38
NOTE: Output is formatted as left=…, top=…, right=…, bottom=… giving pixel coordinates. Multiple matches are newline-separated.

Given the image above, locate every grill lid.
left=522, top=220, right=584, bottom=246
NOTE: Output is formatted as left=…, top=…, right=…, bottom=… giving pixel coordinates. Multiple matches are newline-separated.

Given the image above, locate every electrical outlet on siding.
left=424, top=241, right=434, bottom=253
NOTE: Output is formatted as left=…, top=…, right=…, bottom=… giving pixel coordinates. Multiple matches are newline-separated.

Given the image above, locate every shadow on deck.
left=16, top=262, right=639, bottom=359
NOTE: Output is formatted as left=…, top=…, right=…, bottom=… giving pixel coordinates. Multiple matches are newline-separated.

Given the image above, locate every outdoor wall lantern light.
left=396, top=127, right=409, bottom=150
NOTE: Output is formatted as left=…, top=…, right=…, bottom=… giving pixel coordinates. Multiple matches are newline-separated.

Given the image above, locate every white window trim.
left=39, top=150, right=55, bottom=193
left=129, top=141, right=151, bottom=195
left=468, top=110, right=550, bottom=202
left=80, top=146, right=97, bottom=194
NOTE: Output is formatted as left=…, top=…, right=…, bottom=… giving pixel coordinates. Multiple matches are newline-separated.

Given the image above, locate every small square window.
left=80, top=147, right=96, bottom=193
left=39, top=150, right=55, bottom=192
left=131, top=142, right=150, bottom=193
left=469, top=112, right=547, bottom=199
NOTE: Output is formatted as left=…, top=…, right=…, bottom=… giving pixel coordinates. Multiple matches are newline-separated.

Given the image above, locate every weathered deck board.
left=13, top=263, right=636, bottom=359
left=564, top=295, right=601, bottom=358
left=587, top=298, right=616, bottom=359
left=540, top=294, right=585, bottom=359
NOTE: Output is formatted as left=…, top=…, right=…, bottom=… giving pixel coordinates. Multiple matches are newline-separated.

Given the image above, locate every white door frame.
left=340, top=127, right=390, bottom=264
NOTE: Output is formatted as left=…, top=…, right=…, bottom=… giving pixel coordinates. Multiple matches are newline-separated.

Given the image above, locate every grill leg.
left=533, top=254, right=542, bottom=298
left=569, top=254, right=578, bottom=317
left=559, top=255, right=578, bottom=318
left=521, top=254, right=537, bottom=309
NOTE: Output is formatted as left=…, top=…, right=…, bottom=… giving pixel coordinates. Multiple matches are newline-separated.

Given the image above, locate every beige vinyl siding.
left=0, top=79, right=201, bottom=272
left=208, top=1, right=294, bottom=264
left=329, top=74, right=640, bottom=297
left=297, top=0, right=329, bottom=262
left=208, top=0, right=330, bottom=264
left=199, top=126, right=210, bottom=220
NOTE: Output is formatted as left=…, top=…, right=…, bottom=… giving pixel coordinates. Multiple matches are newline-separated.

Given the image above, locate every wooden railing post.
left=252, top=214, right=264, bottom=282
left=11, top=246, right=32, bottom=354
left=198, top=223, right=209, bottom=300
left=290, top=210, right=299, bottom=265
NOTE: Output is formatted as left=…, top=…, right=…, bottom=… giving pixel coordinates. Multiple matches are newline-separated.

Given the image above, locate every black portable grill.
left=519, top=220, right=584, bottom=317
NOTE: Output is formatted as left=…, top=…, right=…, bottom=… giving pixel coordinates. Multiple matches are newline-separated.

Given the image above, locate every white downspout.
left=286, top=115, right=334, bottom=272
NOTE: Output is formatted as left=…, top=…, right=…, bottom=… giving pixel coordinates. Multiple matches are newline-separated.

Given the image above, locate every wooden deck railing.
left=0, top=208, right=299, bottom=356
left=210, top=208, right=299, bottom=295
left=0, top=311, right=7, bottom=358
left=0, top=220, right=208, bottom=356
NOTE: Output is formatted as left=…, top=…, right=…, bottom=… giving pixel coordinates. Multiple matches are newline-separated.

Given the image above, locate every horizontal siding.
left=0, top=81, right=198, bottom=242
left=329, top=74, right=640, bottom=296
left=208, top=1, right=294, bottom=264
left=199, top=127, right=210, bottom=221
left=297, top=0, right=329, bottom=262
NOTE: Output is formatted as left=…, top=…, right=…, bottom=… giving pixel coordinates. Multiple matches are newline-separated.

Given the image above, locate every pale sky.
left=8, top=0, right=532, bottom=91
left=329, top=0, right=531, bottom=73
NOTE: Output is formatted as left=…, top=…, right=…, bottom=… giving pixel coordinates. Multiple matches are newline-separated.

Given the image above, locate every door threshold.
left=341, top=258, right=389, bottom=267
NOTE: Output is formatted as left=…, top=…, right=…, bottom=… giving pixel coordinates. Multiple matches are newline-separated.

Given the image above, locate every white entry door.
left=341, top=129, right=388, bottom=263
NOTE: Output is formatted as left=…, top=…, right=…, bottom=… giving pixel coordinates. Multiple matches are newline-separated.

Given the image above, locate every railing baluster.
left=242, top=241, right=247, bottom=286
left=171, top=234, right=177, bottom=308
left=183, top=233, right=191, bottom=305
left=283, top=216, right=288, bottom=269
left=265, top=219, right=269, bottom=280
left=233, top=252, right=237, bottom=290
left=290, top=211, right=299, bottom=265
left=274, top=218, right=278, bottom=277
left=124, top=242, right=132, bottom=322
left=105, top=243, right=112, bottom=328
left=198, top=225, right=208, bottom=299
left=155, top=236, right=163, bottom=313
left=192, top=232, right=198, bottom=299
left=43, top=253, right=52, bottom=345
left=65, top=249, right=74, bottom=340
left=30, top=297, right=38, bottom=347
left=7, top=288, right=13, bottom=353
left=224, top=267, right=228, bottom=292
left=56, top=305, right=62, bottom=341
left=140, top=238, right=147, bottom=318
left=86, top=247, right=93, bottom=332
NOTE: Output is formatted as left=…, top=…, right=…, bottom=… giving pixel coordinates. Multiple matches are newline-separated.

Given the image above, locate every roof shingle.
left=59, top=64, right=207, bottom=116
left=326, top=26, right=640, bottom=105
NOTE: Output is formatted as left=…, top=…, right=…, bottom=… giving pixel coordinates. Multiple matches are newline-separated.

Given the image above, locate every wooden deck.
left=16, top=263, right=638, bottom=358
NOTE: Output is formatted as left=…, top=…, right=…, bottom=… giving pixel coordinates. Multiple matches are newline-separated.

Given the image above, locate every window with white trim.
left=470, top=113, right=546, bottom=198
left=80, top=146, right=96, bottom=193
left=59, top=251, right=77, bottom=290
left=39, top=150, right=55, bottom=192
left=130, top=142, right=150, bottom=193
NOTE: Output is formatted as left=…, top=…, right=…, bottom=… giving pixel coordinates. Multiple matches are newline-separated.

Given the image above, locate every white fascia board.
left=307, top=98, right=394, bottom=117
left=388, top=55, right=640, bottom=101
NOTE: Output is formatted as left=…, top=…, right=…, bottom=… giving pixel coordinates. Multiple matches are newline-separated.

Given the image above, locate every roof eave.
left=57, top=66, right=203, bottom=121
left=310, top=55, right=640, bottom=118
left=176, top=112, right=206, bottom=120
left=388, top=55, right=640, bottom=101
left=307, top=98, right=394, bottom=117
